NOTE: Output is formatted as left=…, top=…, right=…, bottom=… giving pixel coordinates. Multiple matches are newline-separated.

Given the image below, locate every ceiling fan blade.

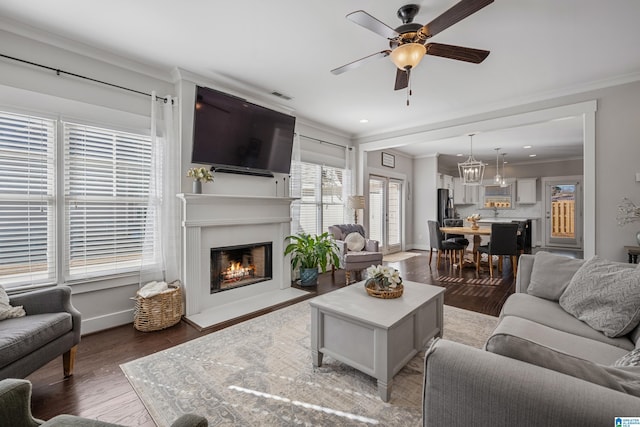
left=420, top=0, right=494, bottom=39
left=331, top=50, right=391, bottom=75
left=426, top=43, right=490, bottom=63
left=346, top=10, right=399, bottom=39
left=394, top=69, right=408, bottom=91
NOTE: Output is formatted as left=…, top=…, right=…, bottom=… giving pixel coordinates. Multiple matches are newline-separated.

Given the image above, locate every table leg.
left=312, top=350, right=323, bottom=367
left=378, top=378, right=391, bottom=402
left=629, top=253, right=633, bottom=264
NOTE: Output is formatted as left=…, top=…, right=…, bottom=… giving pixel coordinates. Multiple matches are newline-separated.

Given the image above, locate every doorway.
left=369, top=175, right=403, bottom=254
left=543, top=176, right=583, bottom=249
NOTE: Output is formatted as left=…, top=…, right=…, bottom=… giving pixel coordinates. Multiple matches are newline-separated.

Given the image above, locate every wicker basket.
left=364, top=281, right=404, bottom=299
left=133, top=281, right=184, bottom=332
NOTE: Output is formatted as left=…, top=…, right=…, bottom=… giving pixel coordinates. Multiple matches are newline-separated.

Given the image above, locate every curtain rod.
left=0, top=53, right=173, bottom=104
left=298, top=133, right=353, bottom=151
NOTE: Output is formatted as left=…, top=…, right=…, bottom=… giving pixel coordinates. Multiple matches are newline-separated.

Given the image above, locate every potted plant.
left=187, top=166, right=213, bottom=194
left=284, top=232, right=340, bottom=286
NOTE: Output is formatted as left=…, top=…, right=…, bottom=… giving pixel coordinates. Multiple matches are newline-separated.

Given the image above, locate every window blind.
left=292, top=162, right=346, bottom=235
left=0, top=112, right=56, bottom=288
left=63, top=122, right=155, bottom=280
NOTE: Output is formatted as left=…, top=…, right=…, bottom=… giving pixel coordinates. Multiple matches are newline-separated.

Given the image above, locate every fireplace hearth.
left=210, top=242, right=273, bottom=293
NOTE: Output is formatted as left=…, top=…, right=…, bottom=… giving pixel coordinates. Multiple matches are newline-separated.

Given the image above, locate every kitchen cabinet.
left=439, top=173, right=453, bottom=191
left=453, top=177, right=479, bottom=205
left=517, top=178, right=537, bottom=204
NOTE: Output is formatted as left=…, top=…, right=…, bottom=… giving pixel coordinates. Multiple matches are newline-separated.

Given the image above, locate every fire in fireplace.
left=210, top=242, right=272, bottom=293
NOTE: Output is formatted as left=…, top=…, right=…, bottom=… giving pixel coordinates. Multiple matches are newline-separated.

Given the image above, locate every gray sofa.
left=423, top=252, right=640, bottom=426
left=0, top=286, right=81, bottom=380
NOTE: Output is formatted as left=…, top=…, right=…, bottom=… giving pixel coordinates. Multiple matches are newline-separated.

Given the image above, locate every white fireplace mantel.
left=177, top=193, right=306, bottom=329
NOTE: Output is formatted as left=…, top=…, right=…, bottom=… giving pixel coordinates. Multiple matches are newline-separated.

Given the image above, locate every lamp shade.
left=347, top=195, right=366, bottom=210
left=390, top=43, right=426, bottom=70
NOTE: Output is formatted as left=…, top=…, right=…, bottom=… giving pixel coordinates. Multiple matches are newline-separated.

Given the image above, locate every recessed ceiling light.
left=529, top=154, right=537, bottom=157
left=359, top=119, right=369, bottom=123
left=523, top=145, right=532, bottom=149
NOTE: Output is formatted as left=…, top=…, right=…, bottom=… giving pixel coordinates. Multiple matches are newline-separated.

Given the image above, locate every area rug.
left=382, top=251, right=421, bottom=262
left=121, top=300, right=497, bottom=427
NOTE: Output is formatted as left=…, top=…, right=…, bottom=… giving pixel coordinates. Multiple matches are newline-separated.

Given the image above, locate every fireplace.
left=210, top=242, right=273, bottom=293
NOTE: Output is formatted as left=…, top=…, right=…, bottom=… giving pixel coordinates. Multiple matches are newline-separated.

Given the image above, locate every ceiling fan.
left=331, top=0, right=493, bottom=102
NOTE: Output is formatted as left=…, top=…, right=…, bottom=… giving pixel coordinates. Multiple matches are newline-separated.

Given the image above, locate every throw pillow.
left=527, top=251, right=585, bottom=301
left=0, top=286, right=26, bottom=320
left=614, top=348, right=640, bottom=367
left=559, top=256, right=640, bottom=337
left=344, top=232, right=366, bottom=252
left=486, top=332, right=640, bottom=397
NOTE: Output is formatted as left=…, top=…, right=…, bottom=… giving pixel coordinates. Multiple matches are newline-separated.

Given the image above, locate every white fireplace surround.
left=177, top=194, right=307, bottom=329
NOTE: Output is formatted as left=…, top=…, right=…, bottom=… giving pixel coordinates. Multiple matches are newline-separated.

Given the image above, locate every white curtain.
left=289, top=133, right=302, bottom=234
left=140, top=92, right=180, bottom=286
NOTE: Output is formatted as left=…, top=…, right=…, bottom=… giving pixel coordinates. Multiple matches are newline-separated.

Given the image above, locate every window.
left=296, top=162, right=347, bottom=235
left=64, top=123, right=156, bottom=281
left=0, top=112, right=56, bottom=287
left=0, top=110, right=157, bottom=289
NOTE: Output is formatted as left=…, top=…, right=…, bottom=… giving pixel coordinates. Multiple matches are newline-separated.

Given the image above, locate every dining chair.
left=442, top=218, right=470, bottom=247
left=475, top=222, right=519, bottom=278
left=428, top=220, right=466, bottom=268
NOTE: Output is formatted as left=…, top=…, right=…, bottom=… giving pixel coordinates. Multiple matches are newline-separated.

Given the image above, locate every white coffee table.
left=309, top=280, right=445, bottom=402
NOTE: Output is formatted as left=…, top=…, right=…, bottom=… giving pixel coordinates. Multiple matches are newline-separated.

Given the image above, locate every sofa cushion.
left=527, top=251, right=584, bottom=301
left=500, top=293, right=635, bottom=351
left=487, top=315, right=629, bottom=365
left=344, top=251, right=382, bottom=263
left=0, top=287, right=25, bottom=321
left=344, top=232, right=365, bottom=252
left=614, top=348, right=640, bottom=367
left=486, top=323, right=640, bottom=397
left=559, top=256, right=640, bottom=338
left=0, top=313, right=72, bottom=368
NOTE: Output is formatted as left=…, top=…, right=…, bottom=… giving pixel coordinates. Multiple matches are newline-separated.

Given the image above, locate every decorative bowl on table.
left=364, top=265, right=404, bottom=299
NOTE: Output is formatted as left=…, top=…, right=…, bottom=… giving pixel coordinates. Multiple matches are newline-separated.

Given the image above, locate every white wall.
left=411, top=156, right=439, bottom=250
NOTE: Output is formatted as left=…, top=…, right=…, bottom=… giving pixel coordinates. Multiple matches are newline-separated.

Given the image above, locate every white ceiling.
left=1, top=0, right=640, bottom=165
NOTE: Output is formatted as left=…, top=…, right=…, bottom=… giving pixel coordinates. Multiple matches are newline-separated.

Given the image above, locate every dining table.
left=440, top=225, right=492, bottom=268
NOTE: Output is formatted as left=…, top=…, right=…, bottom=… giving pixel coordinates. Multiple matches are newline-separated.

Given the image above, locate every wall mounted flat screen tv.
left=191, top=86, right=296, bottom=177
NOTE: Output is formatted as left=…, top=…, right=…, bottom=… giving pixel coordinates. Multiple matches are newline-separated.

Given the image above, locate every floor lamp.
left=348, top=195, right=366, bottom=224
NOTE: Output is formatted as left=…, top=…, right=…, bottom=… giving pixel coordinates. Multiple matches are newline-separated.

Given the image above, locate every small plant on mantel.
left=187, top=167, right=213, bottom=183
left=284, top=232, right=340, bottom=287
left=187, top=166, right=213, bottom=194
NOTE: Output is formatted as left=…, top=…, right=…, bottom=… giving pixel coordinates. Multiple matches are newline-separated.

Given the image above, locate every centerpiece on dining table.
left=364, top=265, right=404, bottom=299
left=466, top=213, right=481, bottom=230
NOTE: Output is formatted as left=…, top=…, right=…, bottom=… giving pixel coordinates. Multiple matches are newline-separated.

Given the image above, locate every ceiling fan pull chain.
left=406, top=69, right=411, bottom=106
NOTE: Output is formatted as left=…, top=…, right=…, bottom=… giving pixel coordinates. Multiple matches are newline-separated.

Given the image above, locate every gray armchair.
left=0, top=286, right=81, bottom=380
left=0, top=378, right=208, bottom=426
left=328, top=224, right=383, bottom=284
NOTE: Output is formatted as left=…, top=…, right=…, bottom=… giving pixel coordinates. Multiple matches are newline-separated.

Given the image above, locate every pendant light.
left=458, top=134, right=485, bottom=186
left=500, top=153, right=508, bottom=187
left=493, top=148, right=502, bottom=184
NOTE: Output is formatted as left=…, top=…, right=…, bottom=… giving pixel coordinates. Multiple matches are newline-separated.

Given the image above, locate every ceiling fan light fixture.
left=390, top=43, right=426, bottom=70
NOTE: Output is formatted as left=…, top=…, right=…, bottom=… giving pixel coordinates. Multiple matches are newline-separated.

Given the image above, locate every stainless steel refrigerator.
left=437, top=188, right=454, bottom=225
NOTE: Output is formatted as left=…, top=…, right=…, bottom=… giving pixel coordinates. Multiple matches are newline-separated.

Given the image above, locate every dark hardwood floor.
left=27, top=251, right=515, bottom=425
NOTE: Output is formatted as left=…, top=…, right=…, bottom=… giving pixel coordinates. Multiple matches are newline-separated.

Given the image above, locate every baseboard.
left=410, top=244, right=430, bottom=251
left=81, top=309, right=134, bottom=335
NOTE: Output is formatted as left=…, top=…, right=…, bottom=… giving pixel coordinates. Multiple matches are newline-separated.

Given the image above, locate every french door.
left=368, top=175, right=403, bottom=254
left=543, top=177, right=583, bottom=248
